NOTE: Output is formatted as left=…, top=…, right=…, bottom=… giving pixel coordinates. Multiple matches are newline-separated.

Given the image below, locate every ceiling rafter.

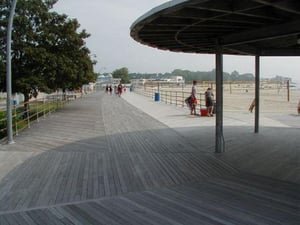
left=252, top=0, right=300, bottom=15
left=187, top=5, right=281, bottom=22
left=221, top=19, right=300, bottom=46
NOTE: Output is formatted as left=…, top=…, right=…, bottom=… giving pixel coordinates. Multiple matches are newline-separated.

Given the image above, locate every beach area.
left=142, top=81, right=300, bottom=114
left=217, top=83, right=299, bottom=113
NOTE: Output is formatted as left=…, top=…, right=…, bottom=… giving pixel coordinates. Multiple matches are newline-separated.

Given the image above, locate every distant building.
left=96, top=74, right=113, bottom=84
left=149, top=76, right=185, bottom=84
left=131, top=79, right=147, bottom=87
left=131, top=76, right=184, bottom=89
left=82, top=83, right=95, bottom=93
left=94, top=74, right=114, bottom=91
left=170, top=76, right=184, bottom=83
left=113, top=78, right=121, bottom=84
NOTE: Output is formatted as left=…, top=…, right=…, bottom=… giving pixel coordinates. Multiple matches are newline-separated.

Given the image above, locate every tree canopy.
left=112, top=67, right=130, bottom=83
left=0, top=0, right=95, bottom=102
left=129, top=69, right=255, bottom=83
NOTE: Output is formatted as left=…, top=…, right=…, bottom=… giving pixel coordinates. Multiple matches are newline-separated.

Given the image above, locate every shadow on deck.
left=0, top=92, right=298, bottom=225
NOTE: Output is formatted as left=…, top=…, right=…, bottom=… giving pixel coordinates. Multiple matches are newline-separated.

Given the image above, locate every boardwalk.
left=0, top=92, right=299, bottom=224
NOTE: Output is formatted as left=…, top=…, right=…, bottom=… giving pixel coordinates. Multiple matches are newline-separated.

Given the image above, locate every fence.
left=0, top=94, right=78, bottom=141
left=134, top=87, right=208, bottom=113
left=133, top=81, right=299, bottom=113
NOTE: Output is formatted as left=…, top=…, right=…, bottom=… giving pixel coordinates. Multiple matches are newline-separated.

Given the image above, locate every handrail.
left=134, top=87, right=208, bottom=113
left=0, top=94, right=79, bottom=142
left=133, top=81, right=298, bottom=113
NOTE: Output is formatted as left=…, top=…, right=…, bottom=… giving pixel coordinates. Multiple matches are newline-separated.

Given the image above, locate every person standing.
left=205, top=87, right=214, bottom=116
left=190, top=80, right=197, bottom=115
left=109, top=85, right=112, bottom=95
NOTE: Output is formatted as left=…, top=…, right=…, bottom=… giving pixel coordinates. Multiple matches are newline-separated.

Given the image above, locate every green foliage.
left=112, top=67, right=130, bottom=83
left=0, top=98, right=69, bottom=139
left=129, top=69, right=254, bottom=83
left=0, top=0, right=95, bottom=101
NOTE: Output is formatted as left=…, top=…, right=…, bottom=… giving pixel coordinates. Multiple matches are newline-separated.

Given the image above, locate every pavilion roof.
left=131, top=0, right=300, bottom=56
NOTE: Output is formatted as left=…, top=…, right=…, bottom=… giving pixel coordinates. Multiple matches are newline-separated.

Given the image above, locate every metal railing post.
left=48, top=96, right=51, bottom=114
left=36, top=98, right=39, bottom=122
left=43, top=98, right=46, bottom=119
left=14, top=105, right=18, bottom=136
left=182, top=90, right=184, bottom=107
left=56, top=95, right=58, bottom=110
left=27, top=102, right=30, bottom=128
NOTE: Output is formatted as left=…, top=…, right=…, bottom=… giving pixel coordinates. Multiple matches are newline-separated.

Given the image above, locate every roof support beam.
left=254, top=55, right=260, bottom=133
left=260, top=48, right=300, bottom=56
left=215, top=44, right=224, bottom=153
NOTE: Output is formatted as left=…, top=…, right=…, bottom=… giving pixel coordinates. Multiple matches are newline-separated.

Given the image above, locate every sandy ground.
left=219, top=84, right=300, bottom=113
left=144, top=83, right=300, bottom=114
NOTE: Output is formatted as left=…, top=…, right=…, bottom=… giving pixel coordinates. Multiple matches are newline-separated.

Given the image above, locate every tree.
left=129, top=69, right=254, bottom=82
left=0, top=0, right=95, bottom=104
left=112, top=67, right=130, bottom=83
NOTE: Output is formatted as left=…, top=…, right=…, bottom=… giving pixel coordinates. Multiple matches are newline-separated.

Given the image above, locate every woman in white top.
left=191, top=80, right=197, bottom=115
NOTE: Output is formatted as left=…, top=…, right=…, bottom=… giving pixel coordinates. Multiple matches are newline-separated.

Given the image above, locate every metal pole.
left=215, top=44, right=224, bottom=153
left=182, top=83, right=184, bottom=107
left=287, top=80, right=290, bottom=102
left=6, top=0, right=18, bottom=144
left=254, top=55, right=260, bottom=133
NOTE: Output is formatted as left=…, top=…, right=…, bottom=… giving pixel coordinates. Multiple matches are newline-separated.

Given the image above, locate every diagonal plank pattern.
left=0, top=92, right=236, bottom=212
left=0, top=173, right=299, bottom=225
left=0, top=92, right=298, bottom=224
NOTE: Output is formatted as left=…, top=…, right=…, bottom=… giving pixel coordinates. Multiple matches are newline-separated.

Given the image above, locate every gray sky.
left=53, top=0, right=300, bottom=82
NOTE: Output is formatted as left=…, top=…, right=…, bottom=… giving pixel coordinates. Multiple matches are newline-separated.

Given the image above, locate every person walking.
left=117, top=82, right=123, bottom=97
left=249, top=98, right=255, bottom=113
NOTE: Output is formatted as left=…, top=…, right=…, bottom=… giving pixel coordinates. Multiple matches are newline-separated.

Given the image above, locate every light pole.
left=6, top=0, right=18, bottom=144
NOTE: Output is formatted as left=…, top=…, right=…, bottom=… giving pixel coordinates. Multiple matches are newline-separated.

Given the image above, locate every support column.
left=254, top=55, right=260, bottom=133
left=215, top=45, right=224, bottom=153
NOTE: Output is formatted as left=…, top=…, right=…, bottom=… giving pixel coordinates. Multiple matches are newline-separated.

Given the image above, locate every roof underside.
left=130, top=0, right=300, bottom=56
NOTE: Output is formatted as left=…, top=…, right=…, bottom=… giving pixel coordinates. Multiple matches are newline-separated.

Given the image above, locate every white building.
left=131, top=79, right=147, bottom=87
left=96, top=74, right=113, bottom=83
left=170, top=76, right=184, bottom=83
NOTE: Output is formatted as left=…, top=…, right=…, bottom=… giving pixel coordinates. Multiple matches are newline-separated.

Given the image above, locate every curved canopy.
left=131, top=0, right=300, bottom=56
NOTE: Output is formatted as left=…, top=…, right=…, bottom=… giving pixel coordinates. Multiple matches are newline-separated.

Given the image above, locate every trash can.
left=154, top=92, right=160, bottom=102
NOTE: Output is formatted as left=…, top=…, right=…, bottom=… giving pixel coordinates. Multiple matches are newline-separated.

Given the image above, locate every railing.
left=133, top=83, right=299, bottom=113
left=0, top=94, right=78, bottom=141
left=134, top=87, right=207, bottom=112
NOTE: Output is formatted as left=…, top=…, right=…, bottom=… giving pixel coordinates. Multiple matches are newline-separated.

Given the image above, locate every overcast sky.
left=53, top=0, right=300, bottom=82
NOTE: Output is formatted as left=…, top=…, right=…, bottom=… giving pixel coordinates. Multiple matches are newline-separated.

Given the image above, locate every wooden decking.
left=0, top=92, right=299, bottom=224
